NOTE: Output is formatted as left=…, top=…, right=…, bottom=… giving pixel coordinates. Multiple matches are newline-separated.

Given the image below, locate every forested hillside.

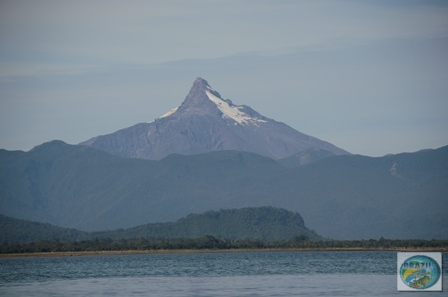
left=0, top=207, right=320, bottom=243
left=96, top=207, right=322, bottom=241
left=1, top=141, right=447, bottom=239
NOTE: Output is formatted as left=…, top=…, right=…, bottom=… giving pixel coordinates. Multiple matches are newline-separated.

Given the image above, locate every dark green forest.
left=2, top=236, right=447, bottom=254
left=2, top=141, right=447, bottom=239
left=0, top=207, right=321, bottom=244
left=2, top=207, right=446, bottom=255
left=1, top=209, right=447, bottom=255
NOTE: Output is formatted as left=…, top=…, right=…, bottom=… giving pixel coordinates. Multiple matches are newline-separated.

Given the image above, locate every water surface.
left=1, top=251, right=446, bottom=296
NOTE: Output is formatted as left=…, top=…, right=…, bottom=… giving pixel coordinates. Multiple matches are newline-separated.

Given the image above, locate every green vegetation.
left=1, top=237, right=447, bottom=255
left=0, top=207, right=321, bottom=244
left=1, top=210, right=447, bottom=255
left=1, top=141, right=447, bottom=240
left=0, top=214, right=88, bottom=243
left=95, top=207, right=322, bottom=242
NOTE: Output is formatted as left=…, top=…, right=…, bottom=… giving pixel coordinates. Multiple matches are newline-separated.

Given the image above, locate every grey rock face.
left=80, top=77, right=349, bottom=160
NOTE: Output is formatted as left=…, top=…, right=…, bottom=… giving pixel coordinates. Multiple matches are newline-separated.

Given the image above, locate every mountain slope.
left=277, top=147, right=337, bottom=167
left=0, top=141, right=287, bottom=231
left=80, top=77, right=349, bottom=160
left=1, top=141, right=447, bottom=239
left=251, top=148, right=448, bottom=239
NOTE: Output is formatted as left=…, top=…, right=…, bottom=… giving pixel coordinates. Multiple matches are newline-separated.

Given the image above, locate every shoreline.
left=1, top=247, right=446, bottom=258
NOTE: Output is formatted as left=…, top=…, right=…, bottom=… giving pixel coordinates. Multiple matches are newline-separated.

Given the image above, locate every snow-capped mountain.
left=80, top=78, right=349, bottom=160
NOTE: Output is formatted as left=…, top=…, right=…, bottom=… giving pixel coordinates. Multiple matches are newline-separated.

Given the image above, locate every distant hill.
left=1, top=141, right=447, bottom=239
left=79, top=78, right=349, bottom=160
left=97, top=207, right=322, bottom=241
left=0, top=207, right=321, bottom=243
left=0, top=214, right=88, bottom=243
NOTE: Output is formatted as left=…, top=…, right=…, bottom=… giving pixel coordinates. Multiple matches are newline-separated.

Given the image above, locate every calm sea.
left=0, top=251, right=446, bottom=296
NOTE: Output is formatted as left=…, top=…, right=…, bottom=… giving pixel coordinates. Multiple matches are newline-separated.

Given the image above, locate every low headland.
left=2, top=208, right=447, bottom=258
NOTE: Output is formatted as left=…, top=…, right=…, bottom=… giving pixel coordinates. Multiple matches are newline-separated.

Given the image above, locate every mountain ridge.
left=1, top=141, right=446, bottom=239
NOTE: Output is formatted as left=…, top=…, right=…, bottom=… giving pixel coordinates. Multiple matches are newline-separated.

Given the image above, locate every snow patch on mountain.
left=205, top=90, right=267, bottom=126
left=160, top=106, right=179, bottom=119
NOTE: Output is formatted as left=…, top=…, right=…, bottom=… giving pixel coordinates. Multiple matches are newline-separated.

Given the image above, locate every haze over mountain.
left=1, top=141, right=446, bottom=240
left=80, top=78, right=349, bottom=160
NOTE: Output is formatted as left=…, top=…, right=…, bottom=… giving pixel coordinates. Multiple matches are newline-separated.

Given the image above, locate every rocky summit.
left=80, top=77, right=349, bottom=160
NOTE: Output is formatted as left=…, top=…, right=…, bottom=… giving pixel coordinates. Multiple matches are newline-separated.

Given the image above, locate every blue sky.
left=1, top=0, right=447, bottom=156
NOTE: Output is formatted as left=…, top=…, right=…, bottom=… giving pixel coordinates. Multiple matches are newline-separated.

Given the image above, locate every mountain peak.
left=177, top=77, right=222, bottom=110
left=169, top=77, right=267, bottom=127
left=191, top=77, right=221, bottom=95
left=80, top=78, right=350, bottom=160
left=193, top=77, right=210, bottom=89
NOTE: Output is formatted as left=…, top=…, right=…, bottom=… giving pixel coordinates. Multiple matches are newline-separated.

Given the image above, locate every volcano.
left=80, top=77, right=349, bottom=160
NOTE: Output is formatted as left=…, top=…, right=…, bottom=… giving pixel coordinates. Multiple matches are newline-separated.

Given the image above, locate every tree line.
left=1, top=236, right=447, bottom=254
